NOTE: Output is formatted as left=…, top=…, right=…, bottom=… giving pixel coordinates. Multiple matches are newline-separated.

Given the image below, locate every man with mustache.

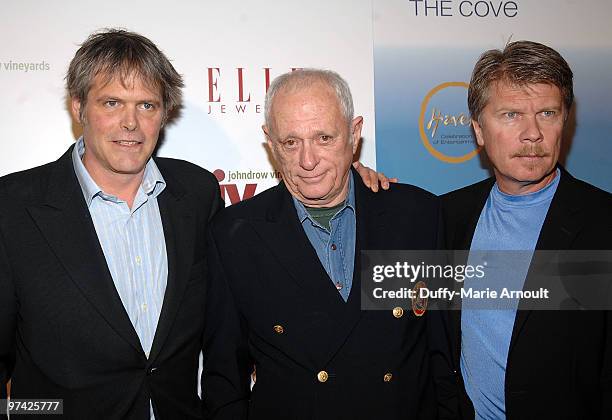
left=433, top=41, right=612, bottom=419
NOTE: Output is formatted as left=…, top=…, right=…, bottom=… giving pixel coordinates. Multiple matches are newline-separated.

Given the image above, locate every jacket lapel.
left=452, top=178, right=494, bottom=251
left=27, top=147, right=143, bottom=354
left=249, top=173, right=380, bottom=366
left=508, top=168, right=584, bottom=353
left=320, top=173, right=384, bottom=364
left=249, top=182, right=344, bottom=310
left=147, top=165, right=195, bottom=363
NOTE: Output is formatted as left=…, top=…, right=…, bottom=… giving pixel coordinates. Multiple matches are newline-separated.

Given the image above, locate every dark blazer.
left=202, top=170, right=442, bottom=420
left=0, top=146, right=221, bottom=419
left=434, top=167, right=612, bottom=419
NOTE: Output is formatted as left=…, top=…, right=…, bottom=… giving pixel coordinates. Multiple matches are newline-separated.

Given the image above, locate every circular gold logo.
left=419, top=82, right=481, bottom=163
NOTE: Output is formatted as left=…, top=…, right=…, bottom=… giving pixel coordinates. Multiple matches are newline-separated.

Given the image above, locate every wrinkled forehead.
left=277, top=80, right=338, bottom=104
left=271, top=82, right=344, bottom=123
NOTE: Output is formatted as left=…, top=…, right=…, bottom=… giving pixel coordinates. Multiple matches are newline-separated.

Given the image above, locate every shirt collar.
left=72, top=137, right=166, bottom=207
left=293, top=171, right=356, bottom=224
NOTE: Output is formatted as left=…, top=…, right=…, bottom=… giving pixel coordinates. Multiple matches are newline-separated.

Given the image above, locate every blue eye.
left=542, top=110, right=556, bottom=117
left=142, top=102, right=154, bottom=110
left=505, top=112, right=517, bottom=119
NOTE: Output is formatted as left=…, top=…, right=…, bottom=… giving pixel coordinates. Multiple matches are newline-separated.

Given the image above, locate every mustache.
left=512, top=145, right=549, bottom=158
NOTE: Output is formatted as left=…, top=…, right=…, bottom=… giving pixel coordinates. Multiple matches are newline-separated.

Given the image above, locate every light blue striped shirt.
left=72, top=137, right=167, bottom=419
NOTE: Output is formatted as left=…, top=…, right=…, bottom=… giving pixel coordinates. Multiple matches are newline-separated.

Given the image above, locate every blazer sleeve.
left=0, top=223, right=17, bottom=415
left=201, top=225, right=251, bottom=420
left=207, top=177, right=224, bottom=223
left=601, top=309, right=612, bottom=418
left=428, top=198, right=466, bottom=419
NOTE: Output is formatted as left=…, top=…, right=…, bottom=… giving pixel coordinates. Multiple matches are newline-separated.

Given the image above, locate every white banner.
left=1, top=0, right=377, bottom=205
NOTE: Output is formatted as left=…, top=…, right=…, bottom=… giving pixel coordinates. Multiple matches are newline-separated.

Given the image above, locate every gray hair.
left=264, top=69, right=354, bottom=129
left=66, top=28, right=184, bottom=122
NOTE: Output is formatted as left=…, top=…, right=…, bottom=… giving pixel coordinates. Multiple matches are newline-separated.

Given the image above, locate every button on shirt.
left=72, top=138, right=167, bottom=419
left=293, top=173, right=356, bottom=301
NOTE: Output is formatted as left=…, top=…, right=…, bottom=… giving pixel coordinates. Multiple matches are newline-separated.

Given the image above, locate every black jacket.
left=432, top=167, right=612, bottom=419
left=0, top=146, right=221, bottom=419
left=203, top=170, right=442, bottom=420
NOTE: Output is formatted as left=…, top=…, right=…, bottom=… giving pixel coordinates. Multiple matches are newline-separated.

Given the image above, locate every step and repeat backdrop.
left=0, top=0, right=377, bottom=205
left=374, top=0, right=612, bottom=194
left=2, top=0, right=610, bottom=199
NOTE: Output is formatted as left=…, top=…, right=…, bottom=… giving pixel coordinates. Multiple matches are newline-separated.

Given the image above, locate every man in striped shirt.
left=0, top=29, right=221, bottom=419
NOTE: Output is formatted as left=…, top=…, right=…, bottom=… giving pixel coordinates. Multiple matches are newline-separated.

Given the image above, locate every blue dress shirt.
left=292, top=173, right=356, bottom=302
left=72, top=137, right=167, bottom=419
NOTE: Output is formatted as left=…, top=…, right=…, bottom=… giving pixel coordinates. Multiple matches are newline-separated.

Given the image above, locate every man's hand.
left=352, top=161, right=398, bottom=192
